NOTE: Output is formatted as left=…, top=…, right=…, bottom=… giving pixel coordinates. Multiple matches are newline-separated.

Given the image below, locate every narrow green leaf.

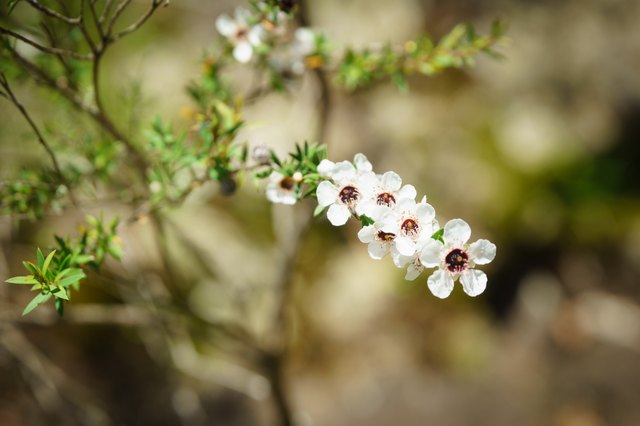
left=313, top=204, right=327, bottom=217
left=5, top=275, right=39, bottom=285
left=22, top=293, right=51, bottom=316
left=22, top=261, right=38, bottom=275
left=42, top=250, right=56, bottom=276
left=37, top=248, right=45, bottom=269
left=57, top=269, right=86, bottom=288
left=52, top=286, right=69, bottom=300
left=55, top=298, right=65, bottom=317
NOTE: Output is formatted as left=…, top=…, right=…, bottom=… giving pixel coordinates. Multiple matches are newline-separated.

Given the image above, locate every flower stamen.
left=376, top=192, right=396, bottom=207
left=401, top=218, right=419, bottom=236
left=445, top=248, right=468, bottom=273
left=339, top=185, right=360, bottom=205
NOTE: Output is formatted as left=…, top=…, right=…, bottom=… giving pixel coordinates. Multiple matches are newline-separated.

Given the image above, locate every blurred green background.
left=2, top=0, right=640, bottom=425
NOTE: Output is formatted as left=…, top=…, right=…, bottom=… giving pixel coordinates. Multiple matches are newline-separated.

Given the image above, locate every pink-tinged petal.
left=326, top=204, right=350, bottom=226
left=357, top=225, right=376, bottom=243
left=443, top=218, right=471, bottom=247
left=469, top=239, right=496, bottom=265
left=395, top=236, right=415, bottom=256
left=367, top=242, right=388, bottom=260
left=427, top=270, right=455, bottom=299
left=419, top=239, right=443, bottom=267
left=380, top=171, right=402, bottom=191
left=216, top=14, right=237, bottom=37
left=233, top=42, right=253, bottom=63
left=415, top=202, right=435, bottom=223
left=397, top=184, right=417, bottom=201
left=316, top=181, right=337, bottom=207
left=405, top=263, right=423, bottom=281
left=460, top=269, right=487, bottom=297
left=317, top=159, right=335, bottom=176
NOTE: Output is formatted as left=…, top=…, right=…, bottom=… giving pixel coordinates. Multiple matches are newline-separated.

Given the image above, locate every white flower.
left=379, top=196, right=437, bottom=257
left=265, top=171, right=301, bottom=205
left=357, top=205, right=396, bottom=259
left=419, top=218, right=496, bottom=299
left=316, top=154, right=376, bottom=226
left=216, top=8, right=265, bottom=63
left=358, top=171, right=417, bottom=217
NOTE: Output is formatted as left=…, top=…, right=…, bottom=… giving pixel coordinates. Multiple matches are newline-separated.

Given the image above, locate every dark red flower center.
left=401, top=219, right=419, bottom=236
left=376, top=231, right=396, bottom=242
left=376, top=192, right=396, bottom=207
left=339, top=185, right=359, bottom=205
left=445, top=248, right=468, bottom=273
left=280, top=177, right=296, bottom=190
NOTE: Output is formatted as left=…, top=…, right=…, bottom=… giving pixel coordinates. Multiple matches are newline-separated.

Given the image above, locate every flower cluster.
left=264, top=153, right=496, bottom=299
left=215, top=3, right=325, bottom=76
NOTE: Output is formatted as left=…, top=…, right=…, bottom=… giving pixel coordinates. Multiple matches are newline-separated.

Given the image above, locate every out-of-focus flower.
left=216, top=8, right=265, bottom=63
left=419, top=219, right=496, bottom=298
left=266, top=171, right=302, bottom=205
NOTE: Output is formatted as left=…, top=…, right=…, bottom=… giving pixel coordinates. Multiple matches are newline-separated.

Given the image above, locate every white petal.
left=415, top=202, right=435, bottom=223
left=397, top=184, right=416, bottom=201
left=469, top=239, right=497, bottom=265
left=419, top=239, right=444, bottom=267
left=234, top=7, right=252, bottom=24
left=405, top=263, right=423, bottom=281
left=326, top=204, right=350, bottom=226
left=233, top=42, right=253, bottom=63
left=265, top=186, right=279, bottom=203
left=368, top=242, right=388, bottom=260
left=427, top=270, right=455, bottom=299
left=353, top=153, right=373, bottom=173
left=317, top=159, right=335, bottom=176
left=396, top=197, right=415, bottom=212
left=279, top=192, right=297, bottom=205
left=357, top=225, right=376, bottom=243
left=443, top=218, right=471, bottom=247
left=331, top=161, right=356, bottom=182
left=380, top=171, right=402, bottom=191
left=391, top=248, right=413, bottom=268
left=216, top=14, right=237, bottom=37
left=460, top=269, right=487, bottom=297
left=248, top=25, right=265, bottom=46
left=294, top=28, right=315, bottom=55
left=395, top=236, right=415, bottom=256
left=316, top=181, right=337, bottom=207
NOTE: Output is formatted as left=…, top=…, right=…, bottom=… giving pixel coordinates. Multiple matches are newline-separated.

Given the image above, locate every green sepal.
left=431, top=228, right=444, bottom=243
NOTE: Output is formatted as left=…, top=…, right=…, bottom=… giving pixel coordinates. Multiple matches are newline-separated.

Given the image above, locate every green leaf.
left=55, top=298, right=64, bottom=317
left=431, top=228, right=444, bottom=243
left=52, top=286, right=69, bottom=300
left=22, top=261, right=38, bottom=275
left=22, top=293, right=51, bottom=316
left=359, top=215, right=375, bottom=226
left=73, top=254, right=94, bottom=265
left=57, top=269, right=86, bottom=288
left=5, top=275, right=39, bottom=285
left=313, top=204, right=327, bottom=217
left=37, top=248, right=45, bottom=269
left=42, top=250, right=56, bottom=276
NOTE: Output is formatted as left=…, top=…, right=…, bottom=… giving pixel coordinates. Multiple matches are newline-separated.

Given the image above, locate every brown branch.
left=99, top=0, right=116, bottom=23
left=24, top=0, right=81, bottom=25
left=86, top=0, right=105, bottom=41
left=0, top=27, right=93, bottom=60
left=7, top=46, right=149, bottom=176
left=0, top=73, right=77, bottom=206
left=107, top=0, right=166, bottom=43
left=106, top=0, right=134, bottom=37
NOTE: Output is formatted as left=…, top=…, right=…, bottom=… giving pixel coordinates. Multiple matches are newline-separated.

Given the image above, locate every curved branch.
left=0, top=27, right=93, bottom=60
left=107, top=0, right=167, bottom=44
left=24, top=0, right=81, bottom=25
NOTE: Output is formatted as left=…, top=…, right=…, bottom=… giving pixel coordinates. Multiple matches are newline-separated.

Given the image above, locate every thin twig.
left=108, top=0, right=167, bottom=44
left=24, top=0, right=81, bottom=25
left=100, top=0, right=116, bottom=24
left=0, top=73, right=77, bottom=206
left=106, top=0, right=134, bottom=37
left=6, top=45, right=149, bottom=175
left=86, top=0, right=105, bottom=40
left=0, top=27, right=93, bottom=60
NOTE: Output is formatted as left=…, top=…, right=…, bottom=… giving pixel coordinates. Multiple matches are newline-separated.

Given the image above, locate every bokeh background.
left=2, top=0, right=640, bottom=425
